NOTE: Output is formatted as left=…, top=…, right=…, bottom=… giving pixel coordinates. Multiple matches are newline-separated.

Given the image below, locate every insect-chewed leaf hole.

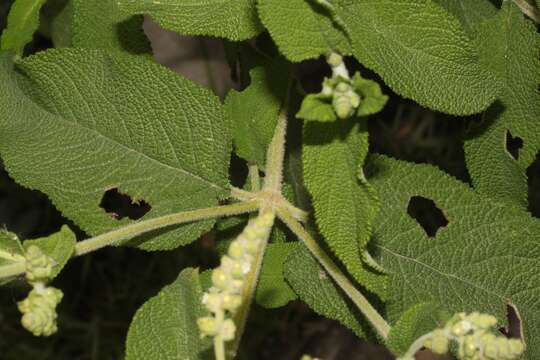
left=99, top=188, right=151, bottom=220
left=407, top=196, right=448, bottom=237
left=505, top=130, right=523, bottom=160
left=527, top=151, right=540, bottom=218
left=500, top=303, right=523, bottom=340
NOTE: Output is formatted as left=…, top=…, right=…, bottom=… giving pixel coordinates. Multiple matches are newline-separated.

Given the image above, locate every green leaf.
left=464, top=2, right=540, bottom=208
left=296, top=94, right=336, bottom=122
left=336, top=0, right=499, bottom=115
left=303, top=119, right=385, bottom=297
left=117, top=0, right=262, bottom=41
left=0, top=230, right=24, bottom=265
left=125, top=268, right=212, bottom=360
left=71, top=0, right=150, bottom=54
left=368, top=155, right=540, bottom=359
left=256, top=242, right=299, bottom=308
left=387, top=302, right=448, bottom=356
left=351, top=73, right=388, bottom=117
left=0, top=49, right=231, bottom=251
left=284, top=244, right=367, bottom=338
left=226, top=60, right=290, bottom=167
left=257, top=0, right=351, bottom=62
left=432, top=0, right=496, bottom=35
left=0, top=0, right=47, bottom=56
left=23, top=225, right=76, bottom=280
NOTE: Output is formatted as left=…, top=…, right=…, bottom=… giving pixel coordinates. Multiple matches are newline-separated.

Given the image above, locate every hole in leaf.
left=407, top=196, right=448, bottom=237
left=505, top=130, right=523, bottom=160
left=99, top=188, right=151, bottom=220
left=499, top=303, right=523, bottom=340
left=527, top=152, right=540, bottom=218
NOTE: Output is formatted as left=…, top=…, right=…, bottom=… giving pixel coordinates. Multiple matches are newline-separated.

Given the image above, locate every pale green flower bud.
left=496, top=337, right=511, bottom=358
left=228, top=241, right=244, bottom=259
left=508, top=338, right=525, bottom=357
left=25, top=245, right=54, bottom=283
left=211, top=268, right=230, bottom=290
left=221, top=256, right=245, bottom=278
left=452, top=319, right=473, bottom=336
left=481, top=333, right=498, bottom=358
left=220, top=319, right=236, bottom=341
left=333, top=95, right=355, bottom=119
left=202, top=292, right=223, bottom=313
left=197, top=316, right=218, bottom=337
left=222, top=294, right=242, bottom=312
left=429, top=329, right=449, bottom=354
left=470, top=312, right=497, bottom=329
left=461, top=335, right=477, bottom=357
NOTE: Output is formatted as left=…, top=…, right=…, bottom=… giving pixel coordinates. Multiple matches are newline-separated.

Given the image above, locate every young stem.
left=0, top=201, right=260, bottom=280
left=262, top=85, right=291, bottom=193
left=214, top=309, right=226, bottom=360
left=276, top=207, right=391, bottom=340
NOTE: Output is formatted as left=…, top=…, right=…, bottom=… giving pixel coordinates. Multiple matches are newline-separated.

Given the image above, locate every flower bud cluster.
left=18, top=245, right=63, bottom=337
left=322, top=53, right=362, bottom=119
left=197, top=212, right=274, bottom=342
left=18, top=284, right=63, bottom=336
left=421, top=312, right=525, bottom=360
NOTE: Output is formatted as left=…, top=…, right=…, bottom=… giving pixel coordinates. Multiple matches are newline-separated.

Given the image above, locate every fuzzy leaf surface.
left=464, top=3, right=540, bottom=208
left=23, top=225, right=76, bottom=280
left=284, top=244, right=367, bottom=338
left=226, top=61, right=289, bottom=167
left=432, top=0, right=496, bottom=34
left=257, top=0, right=351, bottom=62
left=256, top=242, right=299, bottom=308
left=0, top=0, right=47, bottom=55
left=0, top=49, right=230, bottom=251
left=71, top=0, right=150, bottom=53
left=125, top=268, right=212, bottom=360
left=303, top=120, right=385, bottom=296
left=336, top=0, right=498, bottom=115
left=117, top=0, right=262, bottom=41
left=368, top=155, right=540, bottom=359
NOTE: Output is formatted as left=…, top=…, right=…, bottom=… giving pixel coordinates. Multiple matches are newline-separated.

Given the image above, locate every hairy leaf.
left=257, top=0, right=351, bottom=62
left=256, top=242, right=299, bottom=308
left=433, top=0, right=496, bottom=34
left=303, top=119, right=385, bottom=296
left=0, top=49, right=230, bottom=251
left=387, top=302, right=448, bottom=356
left=284, top=244, right=367, bottom=338
left=1, top=0, right=47, bottom=55
left=368, top=155, right=540, bottom=359
left=117, top=0, right=262, bottom=41
left=125, top=268, right=212, bottom=360
left=226, top=61, right=289, bottom=167
left=23, top=225, right=76, bottom=280
left=335, top=0, right=499, bottom=115
left=464, top=2, right=540, bottom=208
left=71, top=0, right=150, bottom=54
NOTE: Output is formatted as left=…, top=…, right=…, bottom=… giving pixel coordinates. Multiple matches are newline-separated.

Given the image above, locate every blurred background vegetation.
left=0, top=1, right=538, bottom=359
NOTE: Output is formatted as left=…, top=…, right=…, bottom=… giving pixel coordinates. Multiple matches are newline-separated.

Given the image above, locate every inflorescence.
left=400, top=312, right=525, bottom=360
left=197, top=212, right=274, bottom=344
left=18, top=245, right=63, bottom=336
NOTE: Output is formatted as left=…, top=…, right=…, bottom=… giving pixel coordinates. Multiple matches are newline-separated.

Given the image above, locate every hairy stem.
left=263, top=85, right=291, bottom=193
left=276, top=207, right=391, bottom=339
left=0, top=201, right=260, bottom=280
